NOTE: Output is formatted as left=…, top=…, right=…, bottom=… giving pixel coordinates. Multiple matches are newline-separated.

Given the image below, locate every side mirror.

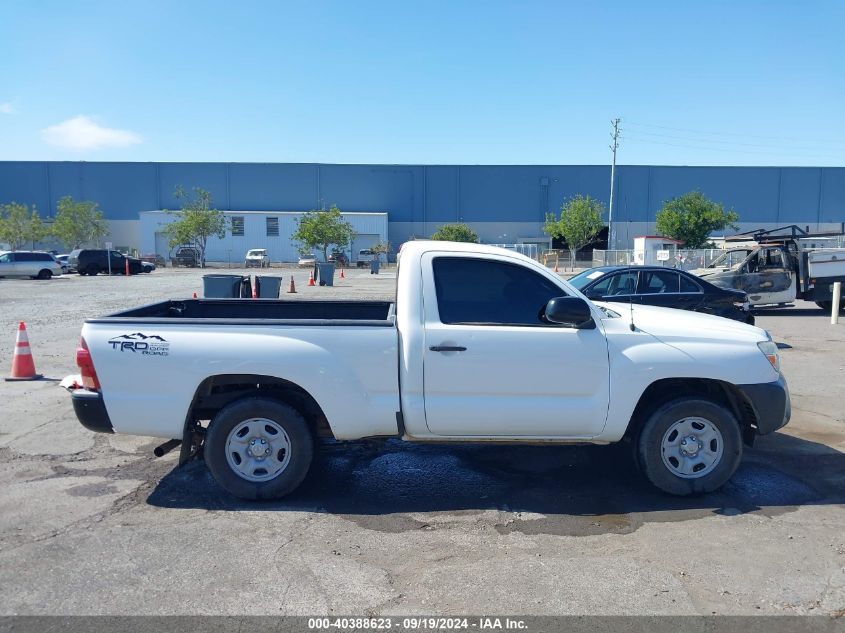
left=544, top=296, right=595, bottom=329
left=585, top=289, right=604, bottom=300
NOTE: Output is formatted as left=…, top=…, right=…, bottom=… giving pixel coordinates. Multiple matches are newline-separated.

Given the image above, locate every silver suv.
left=0, top=251, right=64, bottom=279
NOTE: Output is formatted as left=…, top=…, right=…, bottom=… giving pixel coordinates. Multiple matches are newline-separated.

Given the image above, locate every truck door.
left=420, top=252, right=610, bottom=438
left=740, top=246, right=796, bottom=305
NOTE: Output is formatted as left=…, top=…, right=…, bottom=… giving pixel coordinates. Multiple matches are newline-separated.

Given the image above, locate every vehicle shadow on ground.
left=147, top=431, right=844, bottom=534
left=756, top=307, right=837, bottom=317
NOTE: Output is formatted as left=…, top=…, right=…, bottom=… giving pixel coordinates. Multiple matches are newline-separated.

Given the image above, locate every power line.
left=624, top=134, right=845, bottom=158
left=625, top=129, right=843, bottom=152
left=626, top=121, right=845, bottom=146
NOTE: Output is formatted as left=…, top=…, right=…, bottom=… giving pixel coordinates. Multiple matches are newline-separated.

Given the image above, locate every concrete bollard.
left=832, top=281, right=841, bottom=325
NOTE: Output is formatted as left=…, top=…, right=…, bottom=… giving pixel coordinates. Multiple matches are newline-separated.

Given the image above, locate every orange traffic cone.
left=192, top=292, right=198, bottom=299
left=287, top=276, right=297, bottom=294
left=308, top=271, right=316, bottom=286
left=252, top=278, right=257, bottom=299
left=125, top=258, right=130, bottom=276
left=554, top=263, right=559, bottom=273
left=340, top=269, right=345, bottom=279
left=6, top=322, right=42, bottom=381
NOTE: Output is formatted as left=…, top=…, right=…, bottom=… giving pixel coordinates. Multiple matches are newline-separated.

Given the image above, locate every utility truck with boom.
left=70, top=241, right=790, bottom=500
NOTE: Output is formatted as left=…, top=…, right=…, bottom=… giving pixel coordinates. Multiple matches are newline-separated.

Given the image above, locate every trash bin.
left=370, top=259, right=380, bottom=274
left=317, top=262, right=335, bottom=287
left=255, top=275, right=282, bottom=298
left=203, top=274, right=247, bottom=298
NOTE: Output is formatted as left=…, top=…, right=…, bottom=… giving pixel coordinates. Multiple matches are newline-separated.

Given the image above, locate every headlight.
left=757, top=340, right=780, bottom=373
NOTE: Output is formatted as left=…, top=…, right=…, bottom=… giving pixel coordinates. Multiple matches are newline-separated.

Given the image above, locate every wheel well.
left=623, top=378, right=758, bottom=445
left=187, top=374, right=334, bottom=439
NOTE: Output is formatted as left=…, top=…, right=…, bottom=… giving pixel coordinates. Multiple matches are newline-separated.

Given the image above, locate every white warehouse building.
left=139, top=210, right=389, bottom=263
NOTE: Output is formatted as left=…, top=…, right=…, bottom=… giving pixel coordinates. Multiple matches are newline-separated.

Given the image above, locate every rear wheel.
left=86, top=264, right=100, bottom=276
left=36, top=269, right=52, bottom=280
left=205, top=398, right=314, bottom=500
left=637, top=398, right=742, bottom=495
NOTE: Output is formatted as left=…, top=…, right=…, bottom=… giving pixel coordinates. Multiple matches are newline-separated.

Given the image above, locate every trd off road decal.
left=107, top=333, right=170, bottom=356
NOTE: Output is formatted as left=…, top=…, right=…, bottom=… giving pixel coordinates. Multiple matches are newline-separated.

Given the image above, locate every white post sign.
left=106, top=242, right=113, bottom=275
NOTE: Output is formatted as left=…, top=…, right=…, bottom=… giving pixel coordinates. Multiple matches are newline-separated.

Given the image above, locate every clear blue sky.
left=1, top=0, right=843, bottom=166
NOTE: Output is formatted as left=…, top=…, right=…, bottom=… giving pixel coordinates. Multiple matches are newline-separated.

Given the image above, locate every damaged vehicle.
left=692, top=226, right=845, bottom=311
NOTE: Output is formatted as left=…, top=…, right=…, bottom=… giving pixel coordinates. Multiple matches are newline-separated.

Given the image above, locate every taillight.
left=76, top=337, right=101, bottom=390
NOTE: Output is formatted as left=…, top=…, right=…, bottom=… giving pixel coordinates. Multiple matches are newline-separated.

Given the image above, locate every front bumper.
left=736, top=373, right=791, bottom=435
left=71, top=389, right=114, bottom=434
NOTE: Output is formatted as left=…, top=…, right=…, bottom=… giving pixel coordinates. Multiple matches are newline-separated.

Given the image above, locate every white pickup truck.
left=70, top=241, right=790, bottom=500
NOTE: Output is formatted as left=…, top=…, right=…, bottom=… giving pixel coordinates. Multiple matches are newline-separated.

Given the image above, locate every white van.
left=0, top=251, right=64, bottom=279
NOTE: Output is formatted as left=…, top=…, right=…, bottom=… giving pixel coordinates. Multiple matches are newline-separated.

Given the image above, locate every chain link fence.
left=593, top=249, right=728, bottom=270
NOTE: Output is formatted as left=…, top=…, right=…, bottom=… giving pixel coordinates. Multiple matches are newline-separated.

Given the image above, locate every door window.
left=590, top=271, right=638, bottom=296
left=679, top=274, right=702, bottom=293
left=0, top=253, right=12, bottom=263
left=432, top=257, right=564, bottom=326
left=641, top=270, right=680, bottom=293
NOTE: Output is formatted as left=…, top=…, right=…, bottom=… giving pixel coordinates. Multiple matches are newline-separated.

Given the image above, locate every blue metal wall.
left=0, top=161, right=843, bottom=226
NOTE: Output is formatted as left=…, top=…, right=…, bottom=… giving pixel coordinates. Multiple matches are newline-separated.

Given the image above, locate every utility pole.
left=608, top=118, right=621, bottom=251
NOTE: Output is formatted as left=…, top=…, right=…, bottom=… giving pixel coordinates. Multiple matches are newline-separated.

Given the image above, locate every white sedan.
left=297, top=253, right=317, bottom=268
left=244, top=249, right=270, bottom=268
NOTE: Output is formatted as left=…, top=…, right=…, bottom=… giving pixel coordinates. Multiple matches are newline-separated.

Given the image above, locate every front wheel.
left=637, top=398, right=742, bottom=496
left=816, top=301, right=844, bottom=313
left=205, top=398, right=314, bottom=500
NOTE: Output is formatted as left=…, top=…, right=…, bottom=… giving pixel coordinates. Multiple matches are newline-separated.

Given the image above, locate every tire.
left=816, top=301, right=844, bottom=313
left=637, top=398, right=742, bottom=496
left=204, top=397, right=314, bottom=500
left=36, top=269, right=52, bottom=280
left=86, top=264, right=100, bottom=276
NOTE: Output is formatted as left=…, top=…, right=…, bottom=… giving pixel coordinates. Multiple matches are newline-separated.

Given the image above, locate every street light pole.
left=608, top=118, right=621, bottom=251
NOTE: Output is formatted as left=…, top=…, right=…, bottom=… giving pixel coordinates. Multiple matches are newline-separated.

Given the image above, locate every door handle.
left=429, top=345, right=467, bottom=352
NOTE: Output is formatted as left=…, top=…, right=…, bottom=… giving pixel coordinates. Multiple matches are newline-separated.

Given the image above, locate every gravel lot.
left=0, top=267, right=843, bottom=616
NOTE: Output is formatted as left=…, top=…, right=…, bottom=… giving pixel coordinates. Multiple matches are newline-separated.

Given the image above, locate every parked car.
left=69, top=241, right=789, bottom=501
left=140, top=253, right=166, bottom=268
left=297, top=253, right=317, bottom=268
left=69, top=249, right=152, bottom=276
left=171, top=246, right=201, bottom=268
left=328, top=250, right=349, bottom=267
left=0, top=251, right=64, bottom=279
left=356, top=248, right=376, bottom=267
left=568, top=265, right=754, bottom=324
left=56, top=254, right=72, bottom=274
left=244, top=249, right=270, bottom=268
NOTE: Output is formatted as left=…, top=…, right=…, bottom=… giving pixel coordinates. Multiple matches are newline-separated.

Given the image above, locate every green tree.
left=543, top=195, right=605, bottom=270
left=655, top=191, right=739, bottom=249
left=430, top=223, right=479, bottom=243
left=0, top=202, right=48, bottom=250
left=292, top=205, right=356, bottom=262
left=52, top=197, right=109, bottom=249
left=163, top=186, right=227, bottom=267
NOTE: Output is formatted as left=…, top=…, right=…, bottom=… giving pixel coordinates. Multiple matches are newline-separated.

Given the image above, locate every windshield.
left=709, top=249, right=750, bottom=268
left=568, top=268, right=608, bottom=289
left=247, top=250, right=266, bottom=256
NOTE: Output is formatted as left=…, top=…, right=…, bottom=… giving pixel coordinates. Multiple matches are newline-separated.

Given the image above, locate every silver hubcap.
left=225, top=418, right=292, bottom=482
left=660, top=417, right=724, bottom=479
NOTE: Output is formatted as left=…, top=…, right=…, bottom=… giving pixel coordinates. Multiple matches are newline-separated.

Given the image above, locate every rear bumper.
left=737, top=374, right=791, bottom=435
left=71, top=389, right=114, bottom=434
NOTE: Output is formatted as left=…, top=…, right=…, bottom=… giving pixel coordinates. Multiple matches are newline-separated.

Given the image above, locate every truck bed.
left=88, top=299, right=396, bottom=326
